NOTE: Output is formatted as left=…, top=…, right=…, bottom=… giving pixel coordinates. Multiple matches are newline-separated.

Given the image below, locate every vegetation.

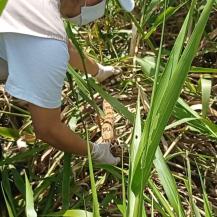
left=0, top=0, right=7, bottom=15
left=0, top=0, right=217, bottom=216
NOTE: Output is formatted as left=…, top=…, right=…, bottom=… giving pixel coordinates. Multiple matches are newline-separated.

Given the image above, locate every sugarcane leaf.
left=0, top=127, right=19, bottom=139
left=1, top=183, right=15, bottom=217
left=154, top=147, right=185, bottom=216
left=201, top=78, right=212, bottom=117
left=62, top=153, right=72, bottom=210
left=132, top=0, right=214, bottom=195
left=25, top=172, right=37, bottom=217
left=196, top=163, right=213, bottom=216
left=0, top=0, right=7, bottom=15
left=43, top=209, right=93, bottom=217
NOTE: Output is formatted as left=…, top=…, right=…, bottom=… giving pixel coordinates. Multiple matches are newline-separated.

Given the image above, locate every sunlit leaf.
left=0, top=0, right=7, bottom=15
left=25, top=172, right=37, bottom=217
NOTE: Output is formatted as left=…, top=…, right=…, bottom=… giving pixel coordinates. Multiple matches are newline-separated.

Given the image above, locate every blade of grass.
left=0, top=0, right=7, bottom=15
left=11, top=168, right=25, bottom=196
left=1, top=169, right=16, bottom=215
left=62, top=153, right=72, bottom=210
left=154, top=147, right=185, bottom=216
left=132, top=0, right=214, bottom=200
left=121, top=147, right=127, bottom=217
left=190, top=66, right=217, bottom=74
left=43, top=209, right=93, bottom=217
left=127, top=91, right=146, bottom=217
left=87, top=135, right=100, bottom=217
left=132, top=0, right=169, bottom=201
left=87, top=78, right=135, bottom=123
left=1, top=183, right=15, bottom=217
left=165, top=117, right=200, bottom=130
left=196, top=162, right=213, bottom=216
left=151, top=0, right=196, bottom=109
left=148, top=180, right=175, bottom=217
left=144, top=3, right=187, bottom=40
left=66, top=22, right=102, bottom=122
left=137, top=81, right=185, bottom=216
left=0, top=127, right=19, bottom=140
left=0, top=145, right=48, bottom=166
left=137, top=55, right=217, bottom=138
left=174, top=98, right=217, bottom=138
left=201, top=78, right=212, bottom=117
left=25, top=172, right=37, bottom=217
left=67, top=66, right=103, bottom=116
left=185, top=151, right=202, bottom=217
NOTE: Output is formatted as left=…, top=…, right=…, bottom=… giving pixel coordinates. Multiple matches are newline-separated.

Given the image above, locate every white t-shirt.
left=0, top=0, right=67, bottom=41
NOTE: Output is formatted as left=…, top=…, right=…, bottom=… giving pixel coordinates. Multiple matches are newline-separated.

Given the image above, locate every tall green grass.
left=0, top=0, right=216, bottom=216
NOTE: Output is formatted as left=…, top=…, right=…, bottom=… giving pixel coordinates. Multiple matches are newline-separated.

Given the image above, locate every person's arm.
left=67, top=40, right=121, bottom=82
left=67, top=40, right=99, bottom=76
left=28, top=103, right=87, bottom=155
left=28, top=103, right=120, bottom=165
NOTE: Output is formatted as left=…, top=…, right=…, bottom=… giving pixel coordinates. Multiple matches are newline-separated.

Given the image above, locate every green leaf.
left=0, top=0, right=7, bottom=15
left=201, top=78, right=212, bottom=117
left=174, top=98, right=217, bottom=138
left=0, top=145, right=48, bottom=166
left=127, top=91, right=145, bottom=217
left=154, top=148, right=185, bottom=216
left=165, top=117, right=200, bottom=130
left=132, top=0, right=214, bottom=200
left=0, top=127, right=19, bottom=139
left=2, top=169, right=16, bottom=215
left=11, top=168, right=25, bottom=196
left=145, top=3, right=187, bottom=39
left=67, top=66, right=102, bottom=115
left=148, top=180, right=175, bottom=217
left=136, top=56, right=157, bottom=77
left=87, top=136, right=100, bottom=216
left=25, top=172, right=37, bottom=217
left=88, top=78, right=135, bottom=123
left=137, top=55, right=217, bottom=139
left=196, top=163, right=213, bottom=216
left=185, top=152, right=202, bottom=217
left=43, top=209, right=93, bottom=217
left=62, top=153, right=72, bottom=210
left=190, top=66, right=217, bottom=74
left=94, top=164, right=123, bottom=180
left=117, top=204, right=126, bottom=216
left=1, top=183, right=15, bottom=217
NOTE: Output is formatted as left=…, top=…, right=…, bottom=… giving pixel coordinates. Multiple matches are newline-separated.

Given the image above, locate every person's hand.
left=91, top=142, right=120, bottom=165
left=94, top=63, right=122, bottom=83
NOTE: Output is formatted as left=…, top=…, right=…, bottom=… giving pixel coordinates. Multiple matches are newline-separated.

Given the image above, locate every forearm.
left=43, top=122, right=90, bottom=156
left=28, top=103, right=119, bottom=164
left=67, top=40, right=99, bottom=76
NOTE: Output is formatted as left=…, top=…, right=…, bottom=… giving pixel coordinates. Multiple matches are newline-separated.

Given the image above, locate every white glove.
left=94, top=63, right=122, bottom=83
left=91, top=142, right=120, bottom=165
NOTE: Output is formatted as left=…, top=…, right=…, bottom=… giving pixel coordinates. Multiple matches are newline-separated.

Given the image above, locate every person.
left=0, top=0, right=135, bottom=165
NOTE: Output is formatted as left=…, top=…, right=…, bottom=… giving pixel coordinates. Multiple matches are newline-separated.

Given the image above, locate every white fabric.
left=91, top=142, right=120, bottom=165
left=0, top=33, right=69, bottom=108
left=68, top=0, right=106, bottom=26
left=0, top=0, right=66, bottom=42
left=118, top=0, right=135, bottom=12
left=0, top=0, right=134, bottom=42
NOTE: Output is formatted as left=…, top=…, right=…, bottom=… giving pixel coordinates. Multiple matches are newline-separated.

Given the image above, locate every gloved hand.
left=94, top=63, right=122, bottom=83
left=91, top=142, right=120, bottom=165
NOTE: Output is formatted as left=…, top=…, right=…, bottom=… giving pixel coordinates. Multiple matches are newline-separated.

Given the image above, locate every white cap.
left=118, top=0, right=135, bottom=12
